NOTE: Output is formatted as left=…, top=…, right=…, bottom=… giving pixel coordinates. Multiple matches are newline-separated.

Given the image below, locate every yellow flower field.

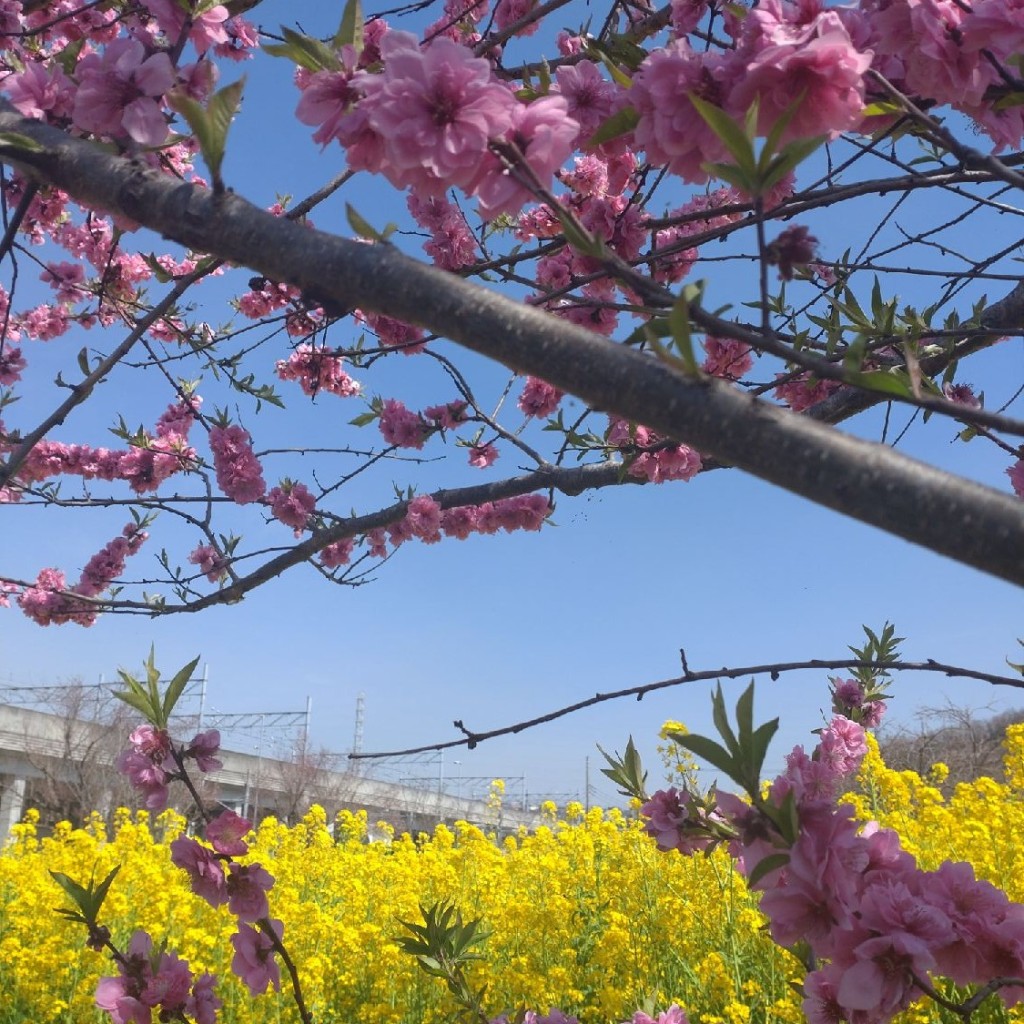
left=3, top=730, right=1024, bottom=1024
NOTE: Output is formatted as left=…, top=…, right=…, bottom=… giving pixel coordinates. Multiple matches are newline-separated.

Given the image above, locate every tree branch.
left=351, top=657, right=1024, bottom=758
left=0, top=104, right=1021, bottom=585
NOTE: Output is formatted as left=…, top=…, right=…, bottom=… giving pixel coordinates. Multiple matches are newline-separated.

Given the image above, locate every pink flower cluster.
left=830, top=677, right=886, bottom=728
left=267, top=480, right=316, bottom=533
left=95, top=930, right=221, bottom=1024
left=189, top=544, right=229, bottom=584
left=1, top=399, right=198, bottom=500
left=774, top=372, right=842, bottom=412
left=17, top=523, right=148, bottom=627
left=208, top=424, right=266, bottom=504
left=607, top=418, right=702, bottom=484
left=118, top=725, right=221, bottom=811
left=518, top=377, right=563, bottom=419
left=296, top=29, right=578, bottom=219
left=702, top=336, right=754, bottom=381
left=408, top=193, right=478, bottom=271
left=363, top=492, right=552, bottom=559
left=645, top=703, right=1024, bottom=1024
left=275, top=344, right=361, bottom=399
left=170, top=807, right=283, bottom=996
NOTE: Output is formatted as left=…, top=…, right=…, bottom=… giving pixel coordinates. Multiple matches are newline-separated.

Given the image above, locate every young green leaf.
left=168, top=78, right=245, bottom=190
left=161, top=655, right=201, bottom=724
left=334, top=0, right=364, bottom=53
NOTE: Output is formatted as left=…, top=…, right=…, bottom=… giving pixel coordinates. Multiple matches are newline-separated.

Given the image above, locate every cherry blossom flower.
left=209, top=425, right=266, bottom=504
left=353, top=30, right=517, bottom=196
left=268, top=481, right=316, bottom=532
left=227, top=862, right=275, bottom=922
left=206, top=810, right=252, bottom=856
left=231, top=921, right=282, bottom=995
left=468, top=443, right=499, bottom=468
left=189, top=544, right=229, bottom=583
left=73, top=39, right=175, bottom=146
left=185, top=729, right=222, bottom=772
left=170, top=836, right=229, bottom=908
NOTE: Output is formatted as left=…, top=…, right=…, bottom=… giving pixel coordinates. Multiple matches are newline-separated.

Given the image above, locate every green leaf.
left=263, top=27, right=340, bottom=72
left=699, top=162, right=755, bottom=193
left=334, top=0, right=364, bottom=53
left=672, top=733, right=740, bottom=784
left=749, top=718, right=780, bottom=779
left=168, top=78, right=245, bottom=188
left=689, top=95, right=756, bottom=177
left=747, top=851, right=789, bottom=888
left=711, top=683, right=740, bottom=757
left=90, top=865, right=121, bottom=913
left=586, top=106, right=640, bottom=148
left=846, top=369, right=915, bottom=398
left=667, top=291, right=700, bottom=376
left=346, top=203, right=389, bottom=242
left=50, top=871, right=89, bottom=911
left=760, top=136, right=826, bottom=192
left=161, top=655, right=201, bottom=724
left=0, top=132, right=45, bottom=154
left=735, top=680, right=755, bottom=745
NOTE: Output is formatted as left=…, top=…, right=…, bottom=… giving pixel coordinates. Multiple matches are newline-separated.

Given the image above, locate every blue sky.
left=1, top=0, right=1022, bottom=809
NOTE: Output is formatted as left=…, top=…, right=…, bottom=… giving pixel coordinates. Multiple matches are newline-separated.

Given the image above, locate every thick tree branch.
left=0, top=105, right=1022, bottom=585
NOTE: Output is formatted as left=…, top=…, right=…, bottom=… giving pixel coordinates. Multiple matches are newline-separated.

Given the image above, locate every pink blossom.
left=361, top=311, right=427, bottom=354
left=628, top=1007, right=689, bottom=1024
left=365, top=527, right=388, bottom=558
left=209, top=425, right=266, bottom=504
left=1007, top=459, right=1024, bottom=498
left=518, top=377, right=563, bottom=418
left=73, top=39, right=175, bottom=146
left=727, top=13, right=872, bottom=142
left=170, top=836, right=228, bottom=908
left=702, top=336, right=753, bottom=380
left=630, top=42, right=731, bottom=183
left=424, top=400, right=469, bottom=430
left=276, top=344, right=361, bottom=398
left=353, top=30, right=517, bottom=196
left=494, top=0, right=541, bottom=35
left=185, top=729, right=222, bottom=772
left=185, top=974, right=221, bottom=1024
left=818, top=716, right=868, bottom=777
left=117, top=725, right=172, bottom=809
left=0, top=346, right=25, bottom=385
left=378, top=399, right=429, bottom=449
left=206, top=810, right=252, bottom=856
left=831, top=678, right=865, bottom=714
left=641, top=788, right=715, bottom=854
left=440, top=505, right=480, bottom=539
left=215, top=15, right=260, bottom=61
left=405, top=494, right=443, bottom=542
left=189, top=544, right=229, bottom=583
left=766, top=225, right=819, bottom=280
left=296, top=62, right=362, bottom=147
left=468, top=443, right=499, bottom=468
left=3, top=62, right=75, bottom=121
left=554, top=61, right=620, bottom=146
left=671, top=0, right=709, bottom=36
left=268, top=480, right=316, bottom=532
left=774, top=372, right=841, bottom=411
left=231, top=921, right=282, bottom=995
left=143, top=0, right=230, bottom=54
left=320, top=538, right=355, bottom=568
left=227, top=862, right=275, bottom=922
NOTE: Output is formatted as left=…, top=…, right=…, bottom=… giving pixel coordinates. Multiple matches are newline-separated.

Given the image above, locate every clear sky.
left=1, top=0, right=1022, bottom=810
